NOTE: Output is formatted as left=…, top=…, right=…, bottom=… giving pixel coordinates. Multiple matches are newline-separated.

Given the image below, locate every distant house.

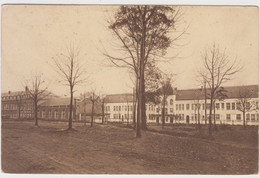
left=103, top=93, right=134, bottom=123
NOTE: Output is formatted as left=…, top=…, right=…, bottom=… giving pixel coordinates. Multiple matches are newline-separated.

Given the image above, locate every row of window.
left=176, top=101, right=258, bottom=111
left=2, top=103, right=33, bottom=111
left=112, top=114, right=133, bottom=120
left=106, top=105, right=133, bottom=112
left=40, top=111, right=68, bottom=119
left=2, top=94, right=30, bottom=100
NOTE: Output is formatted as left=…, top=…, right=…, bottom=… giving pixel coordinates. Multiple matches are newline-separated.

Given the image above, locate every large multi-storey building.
left=1, top=89, right=34, bottom=119
left=2, top=85, right=259, bottom=126
left=103, top=85, right=259, bottom=126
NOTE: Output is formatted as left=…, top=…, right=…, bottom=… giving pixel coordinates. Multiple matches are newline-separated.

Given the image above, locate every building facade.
left=2, top=85, right=259, bottom=126
left=1, top=90, right=34, bottom=119
left=103, top=85, right=259, bottom=126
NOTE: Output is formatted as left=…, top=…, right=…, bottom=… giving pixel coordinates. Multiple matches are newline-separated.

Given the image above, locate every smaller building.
left=1, top=89, right=34, bottom=119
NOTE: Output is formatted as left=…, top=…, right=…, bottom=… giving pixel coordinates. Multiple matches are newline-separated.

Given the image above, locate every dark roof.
left=2, top=91, right=27, bottom=97
left=176, top=85, right=259, bottom=100
left=104, top=93, right=134, bottom=103
left=40, top=97, right=71, bottom=106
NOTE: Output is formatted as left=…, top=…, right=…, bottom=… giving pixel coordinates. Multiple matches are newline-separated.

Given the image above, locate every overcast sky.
left=1, top=5, right=259, bottom=96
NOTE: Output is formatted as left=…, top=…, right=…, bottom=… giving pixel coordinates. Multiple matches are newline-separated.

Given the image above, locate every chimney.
left=8, top=91, right=11, bottom=94
left=25, top=86, right=28, bottom=92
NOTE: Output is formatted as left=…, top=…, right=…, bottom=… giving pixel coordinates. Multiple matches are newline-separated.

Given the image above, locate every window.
left=179, top=104, right=181, bottom=110
left=226, top=103, right=230, bottom=110
left=156, top=108, right=160, bottom=113
left=114, top=106, right=116, bottom=111
left=216, top=114, right=220, bottom=120
left=246, top=114, right=250, bottom=121
left=165, top=108, right=168, bottom=114
left=130, top=106, right=133, bottom=111
left=176, top=104, right=178, bottom=110
left=232, top=103, right=235, bottom=110
left=62, top=111, right=65, bottom=119
left=257, top=114, right=259, bottom=121
left=119, top=106, right=121, bottom=111
left=226, top=114, right=231, bottom=121
left=236, top=114, right=241, bottom=121
left=251, top=114, right=255, bottom=122
left=192, top=104, right=194, bottom=110
left=181, top=114, right=184, bottom=120
left=186, top=104, right=190, bottom=110
left=216, top=103, right=220, bottom=110
left=257, top=102, right=259, bottom=109
left=236, top=102, right=241, bottom=110
left=170, top=108, right=173, bottom=113
left=182, top=104, right=184, bottom=110
left=170, top=99, right=173, bottom=105
left=221, top=103, right=225, bottom=109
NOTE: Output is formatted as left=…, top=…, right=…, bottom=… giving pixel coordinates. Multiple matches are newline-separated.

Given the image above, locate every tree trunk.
left=162, top=95, right=166, bottom=128
left=209, top=96, right=213, bottom=137
left=91, top=100, right=94, bottom=127
left=69, top=88, right=73, bottom=129
left=141, top=74, right=147, bottom=130
left=18, top=105, right=21, bottom=120
left=102, top=100, right=104, bottom=124
left=195, top=105, right=197, bottom=124
left=136, top=91, right=141, bottom=137
left=34, top=102, right=38, bottom=126
left=204, top=82, right=207, bottom=124
left=197, top=104, right=200, bottom=126
left=213, top=102, right=216, bottom=128
left=243, top=111, right=246, bottom=128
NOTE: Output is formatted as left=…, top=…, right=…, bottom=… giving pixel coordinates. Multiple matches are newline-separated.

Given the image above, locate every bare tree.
left=236, top=87, right=256, bottom=128
left=15, top=94, right=23, bottom=120
left=105, top=5, right=184, bottom=137
left=53, top=44, right=86, bottom=130
left=89, top=90, right=99, bottom=127
left=158, top=75, right=174, bottom=128
left=199, top=43, right=240, bottom=137
left=99, top=93, right=106, bottom=124
left=25, top=74, right=48, bottom=127
left=193, top=88, right=203, bottom=128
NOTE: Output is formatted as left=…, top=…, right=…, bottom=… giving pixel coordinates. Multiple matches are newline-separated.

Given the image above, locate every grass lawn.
left=1, top=120, right=258, bottom=174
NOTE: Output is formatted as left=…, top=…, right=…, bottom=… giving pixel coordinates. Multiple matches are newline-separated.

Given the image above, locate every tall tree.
left=158, top=76, right=174, bottom=128
left=199, top=43, right=240, bottom=137
left=236, top=87, right=256, bottom=128
left=105, top=5, right=183, bottom=137
left=25, top=74, right=48, bottom=126
left=53, top=44, right=86, bottom=130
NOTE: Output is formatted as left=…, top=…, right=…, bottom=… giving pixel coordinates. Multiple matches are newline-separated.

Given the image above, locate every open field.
left=1, top=120, right=258, bottom=174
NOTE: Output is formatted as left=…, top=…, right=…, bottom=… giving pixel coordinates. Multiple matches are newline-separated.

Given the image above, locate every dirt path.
left=1, top=120, right=258, bottom=174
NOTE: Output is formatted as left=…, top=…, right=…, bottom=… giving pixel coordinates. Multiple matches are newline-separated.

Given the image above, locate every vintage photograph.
left=1, top=5, right=259, bottom=174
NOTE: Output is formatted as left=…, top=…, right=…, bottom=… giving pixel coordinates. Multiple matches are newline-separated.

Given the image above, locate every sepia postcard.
left=1, top=3, right=259, bottom=176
